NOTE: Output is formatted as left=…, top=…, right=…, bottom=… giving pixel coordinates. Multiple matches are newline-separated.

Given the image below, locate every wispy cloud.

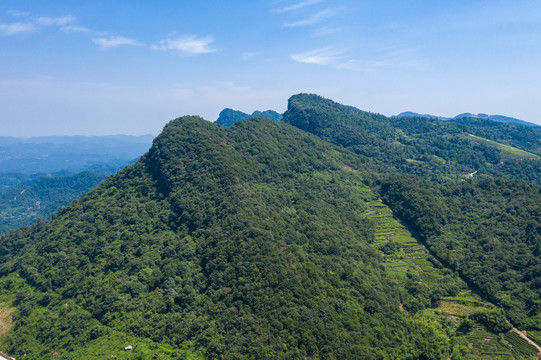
left=61, top=25, right=92, bottom=33
left=1, top=13, right=77, bottom=36
left=35, top=15, right=76, bottom=26
left=0, top=22, right=36, bottom=35
left=273, top=0, right=322, bottom=13
left=290, top=48, right=341, bottom=65
left=92, top=36, right=139, bottom=49
left=242, top=52, right=258, bottom=60
left=7, top=10, right=30, bottom=18
left=290, top=45, right=424, bottom=72
left=284, top=9, right=334, bottom=27
left=151, top=35, right=216, bottom=55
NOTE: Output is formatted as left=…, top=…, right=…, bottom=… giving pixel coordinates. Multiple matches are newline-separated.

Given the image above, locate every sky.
left=1, top=0, right=541, bottom=136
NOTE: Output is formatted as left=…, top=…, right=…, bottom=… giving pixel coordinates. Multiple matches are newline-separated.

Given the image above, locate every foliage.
left=0, top=172, right=106, bottom=235
left=0, top=117, right=452, bottom=359
left=215, top=109, right=282, bottom=127
left=470, top=310, right=512, bottom=334
left=379, top=175, right=541, bottom=329
left=282, top=94, right=541, bottom=184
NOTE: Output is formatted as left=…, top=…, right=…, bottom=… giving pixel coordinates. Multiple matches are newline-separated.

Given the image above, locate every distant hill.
left=392, top=111, right=540, bottom=128
left=392, top=112, right=451, bottom=120
left=215, top=108, right=282, bottom=127
left=284, top=93, right=541, bottom=183
left=0, top=135, right=153, bottom=187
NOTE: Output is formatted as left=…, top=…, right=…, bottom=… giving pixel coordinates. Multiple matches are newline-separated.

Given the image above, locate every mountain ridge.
left=392, top=111, right=540, bottom=128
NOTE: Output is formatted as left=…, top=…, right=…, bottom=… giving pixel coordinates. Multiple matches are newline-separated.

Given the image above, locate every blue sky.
left=1, top=0, right=541, bottom=136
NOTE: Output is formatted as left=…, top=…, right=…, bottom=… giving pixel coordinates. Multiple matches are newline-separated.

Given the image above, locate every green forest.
left=0, top=172, right=106, bottom=235
left=1, top=94, right=540, bottom=359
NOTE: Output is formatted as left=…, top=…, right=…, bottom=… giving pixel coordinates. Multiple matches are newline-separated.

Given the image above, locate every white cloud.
left=0, top=22, right=36, bottom=35
left=273, top=0, right=322, bottom=13
left=152, top=35, right=216, bottom=55
left=242, top=52, right=258, bottom=60
left=1, top=13, right=78, bottom=36
left=284, top=9, right=334, bottom=27
left=35, top=15, right=76, bottom=26
left=7, top=10, right=30, bottom=18
left=61, top=25, right=92, bottom=33
left=92, top=36, right=139, bottom=48
left=290, top=48, right=340, bottom=65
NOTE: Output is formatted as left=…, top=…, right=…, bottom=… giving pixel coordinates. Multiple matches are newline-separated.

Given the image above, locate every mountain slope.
left=0, top=172, right=106, bottom=235
left=0, top=116, right=450, bottom=359
left=379, top=175, right=541, bottom=330
left=283, top=94, right=541, bottom=183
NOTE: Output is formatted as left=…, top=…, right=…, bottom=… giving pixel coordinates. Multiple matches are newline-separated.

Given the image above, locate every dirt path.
left=511, top=328, right=541, bottom=356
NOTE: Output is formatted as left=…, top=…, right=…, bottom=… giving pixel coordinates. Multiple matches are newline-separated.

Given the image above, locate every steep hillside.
left=283, top=94, right=541, bottom=183
left=379, top=176, right=541, bottom=330
left=0, top=117, right=451, bottom=359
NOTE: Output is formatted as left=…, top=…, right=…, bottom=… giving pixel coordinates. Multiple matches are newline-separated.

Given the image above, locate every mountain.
left=0, top=116, right=453, bottom=359
left=393, top=111, right=540, bottom=128
left=1, top=95, right=541, bottom=359
left=215, top=108, right=282, bottom=127
left=0, top=172, right=107, bottom=235
left=283, top=94, right=541, bottom=333
left=392, top=112, right=451, bottom=120
left=284, top=94, right=541, bottom=183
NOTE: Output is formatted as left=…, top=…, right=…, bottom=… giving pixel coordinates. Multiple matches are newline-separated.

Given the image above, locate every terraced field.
left=363, top=198, right=450, bottom=287
left=528, top=331, right=541, bottom=346
left=504, top=331, right=539, bottom=358
left=362, top=197, right=524, bottom=359
left=463, top=329, right=514, bottom=360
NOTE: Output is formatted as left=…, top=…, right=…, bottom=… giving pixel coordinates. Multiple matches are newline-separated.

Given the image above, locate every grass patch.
left=0, top=304, right=14, bottom=338
left=466, top=134, right=540, bottom=160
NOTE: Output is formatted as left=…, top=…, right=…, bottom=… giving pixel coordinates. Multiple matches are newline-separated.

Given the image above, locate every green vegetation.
left=0, top=117, right=454, bottom=359
left=528, top=331, right=541, bottom=346
left=283, top=93, right=541, bottom=183
left=379, top=175, right=541, bottom=330
left=465, top=134, right=539, bottom=160
left=215, top=108, right=282, bottom=127
left=0, top=172, right=106, bottom=235
left=1, top=94, right=541, bottom=359
left=503, top=332, right=539, bottom=358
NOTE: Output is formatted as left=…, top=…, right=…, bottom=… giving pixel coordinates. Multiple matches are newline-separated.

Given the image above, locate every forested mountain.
left=0, top=116, right=454, bottom=359
left=0, top=172, right=106, bottom=235
left=215, top=108, right=282, bottom=127
left=284, top=94, right=541, bottom=183
left=1, top=95, right=540, bottom=359
left=392, top=111, right=540, bottom=128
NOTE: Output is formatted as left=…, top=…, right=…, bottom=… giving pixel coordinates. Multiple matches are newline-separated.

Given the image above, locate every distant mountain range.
left=215, top=108, right=282, bottom=127
left=392, top=112, right=540, bottom=128
left=0, top=135, right=154, bottom=186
